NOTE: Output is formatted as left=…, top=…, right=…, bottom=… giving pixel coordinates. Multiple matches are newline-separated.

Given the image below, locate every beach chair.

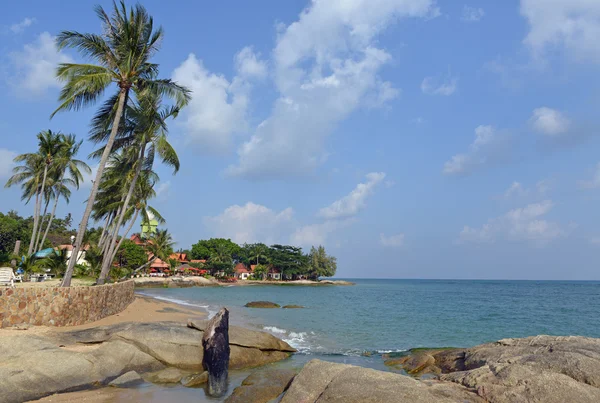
left=0, top=267, right=17, bottom=287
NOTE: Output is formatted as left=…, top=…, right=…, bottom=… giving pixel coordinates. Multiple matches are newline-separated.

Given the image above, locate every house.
left=149, top=258, right=170, bottom=276
left=190, top=259, right=207, bottom=264
left=169, top=252, right=189, bottom=265
left=268, top=267, right=282, bottom=281
left=57, top=244, right=90, bottom=266
left=234, top=263, right=250, bottom=280
left=130, top=234, right=146, bottom=246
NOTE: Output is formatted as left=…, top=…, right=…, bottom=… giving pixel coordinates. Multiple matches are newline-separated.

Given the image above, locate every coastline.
left=132, top=276, right=355, bottom=288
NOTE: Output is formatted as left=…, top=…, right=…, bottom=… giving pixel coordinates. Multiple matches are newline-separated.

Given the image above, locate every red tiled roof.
left=235, top=263, right=249, bottom=273
left=150, top=258, right=170, bottom=269
left=190, top=259, right=206, bottom=264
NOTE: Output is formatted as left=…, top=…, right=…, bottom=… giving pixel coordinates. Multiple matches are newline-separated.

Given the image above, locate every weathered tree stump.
left=202, top=307, right=230, bottom=397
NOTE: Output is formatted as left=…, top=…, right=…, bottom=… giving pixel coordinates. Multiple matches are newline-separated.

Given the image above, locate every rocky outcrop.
left=0, top=321, right=295, bottom=403
left=109, top=371, right=143, bottom=387
left=245, top=301, right=281, bottom=308
left=181, top=371, right=208, bottom=387
left=281, top=360, right=484, bottom=403
left=225, top=369, right=297, bottom=403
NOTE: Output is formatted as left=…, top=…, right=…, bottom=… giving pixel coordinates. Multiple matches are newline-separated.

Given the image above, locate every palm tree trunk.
left=28, top=164, right=48, bottom=256
left=100, top=209, right=139, bottom=283
left=36, top=197, right=51, bottom=251
left=99, top=142, right=146, bottom=283
left=27, top=189, right=41, bottom=256
left=38, top=183, right=61, bottom=252
left=62, top=86, right=129, bottom=287
left=98, top=213, right=112, bottom=249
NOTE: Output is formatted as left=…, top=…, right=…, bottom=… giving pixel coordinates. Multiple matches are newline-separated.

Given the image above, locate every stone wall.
left=0, top=280, right=135, bottom=328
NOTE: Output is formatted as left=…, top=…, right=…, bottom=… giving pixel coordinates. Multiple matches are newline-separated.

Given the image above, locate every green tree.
left=252, top=264, right=268, bottom=280
left=38, top=248, right=69, bottom=277
left=129, top=228, right=174, bottom=277
left=55, top=1, right=190, bottom=287
left=0, top=212, right=31, bottom=263
left=269, top=245, right=308, bottom=279
left=115, top=239, right=147, bottom=273
left=307, top=245, right=337, bottom=279
left=191, top=238, right=241, bottom=261
left=249, top=243, right=270, bottom=266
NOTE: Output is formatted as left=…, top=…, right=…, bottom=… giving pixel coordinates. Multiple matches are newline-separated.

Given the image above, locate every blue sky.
left=1, top=0, right=600, bottom=280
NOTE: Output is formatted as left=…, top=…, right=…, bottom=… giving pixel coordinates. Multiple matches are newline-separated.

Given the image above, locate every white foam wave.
left=263, top=326, right=286, bottom=334
left=137, top=293, right=210, bottom=313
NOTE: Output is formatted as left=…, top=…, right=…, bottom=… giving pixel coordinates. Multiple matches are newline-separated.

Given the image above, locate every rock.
left=0, top=321, right=294, bottom=403
left=439, top=335, right=600, bottom=403
left=281, top=359, right=484, bottom=403
left=282, top=305, right=304, bottom=309
left=225, top=369, right=296, bottom=403
left=181, top=371, right=208, bottom=387
left=202, top=308, right=230, bottom=397
left=319, top=280, right=355, bottom=285
left=109, top=371, right=143, bottom=387
left=144, top=367, right=185, bottom=384
left=384, top=348, right=463, bottom=376
left=245, top=301, right=280, bottom=308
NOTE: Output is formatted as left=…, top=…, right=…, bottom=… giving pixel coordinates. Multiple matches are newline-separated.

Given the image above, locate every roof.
left=56, top=244, right=90, bottom=251
left=176, top=264, right=192, bottom=270
left=150, top=258, right=170, bottom=269
left=169, top=253, right=189, bottom=263
left=129, top=234, right=145, bottom=245
left=250, top=264, right=257, bottom=271
left=235, top=263, right=249, bottom=273
left=190, top=259, right=207, bottom=264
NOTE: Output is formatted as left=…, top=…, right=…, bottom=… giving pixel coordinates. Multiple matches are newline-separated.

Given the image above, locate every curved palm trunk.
left=36, top=197, right=52, bottom=251
left=27, top=190, right=41, bottom=256
left=98, top=213, right=112, bottom=250
left=28, top=165, right=48, bottom=256
left=38, top=190, right=58, bottom=252
left=98, top=143, right=146, bottom=284
left=100, top=209, right=139, bottom=284
left=62, top=87, right=129, bottom=287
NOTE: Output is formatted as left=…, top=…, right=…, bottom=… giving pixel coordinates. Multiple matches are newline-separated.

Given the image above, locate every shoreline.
left=132, top=276, right=355, bottom=288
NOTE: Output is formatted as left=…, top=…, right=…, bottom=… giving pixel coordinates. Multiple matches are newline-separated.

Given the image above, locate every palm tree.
left=38, top=248, right=70, bottom=277
left=37, top=135, right=90, bottom=251
left=54, top=1, right=190, bottom=287
left=5, top=130, right=64, bottom=256
left=127, top=229, right=174, bottom=278
left=250, top=243, right=270, bottom=266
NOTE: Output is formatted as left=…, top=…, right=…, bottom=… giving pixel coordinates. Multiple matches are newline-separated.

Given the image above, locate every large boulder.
left=281, top=360, right=484, bottom=403
left=0, top=321, right=295, bottom=403
left=245, top=301, right=280, bottom=308
left=202, top=308, right=230, bottom=397
left=225, top=369, right=297, bottom=403
left=108, top=371, right=143, bottom=387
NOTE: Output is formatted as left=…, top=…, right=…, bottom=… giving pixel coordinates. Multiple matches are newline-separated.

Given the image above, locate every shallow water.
left=135, top=279, right=600, bottom=401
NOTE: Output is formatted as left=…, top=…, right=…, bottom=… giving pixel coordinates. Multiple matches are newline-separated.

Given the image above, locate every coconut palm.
left=5, top=130, right=64, bottom=256
left=54, top=0, right=190, bottom=287
left=250, top=243, right=270, bottom=266
left=37, top=135, right=90, bottom=251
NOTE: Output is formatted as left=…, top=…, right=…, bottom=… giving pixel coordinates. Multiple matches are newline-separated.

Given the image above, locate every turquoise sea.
left=135, top=279, right=600, bottom=401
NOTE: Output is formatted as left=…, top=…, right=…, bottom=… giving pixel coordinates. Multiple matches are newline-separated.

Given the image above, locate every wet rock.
left=245, top=301, right=280, bottom=308
left=225, top=369, right=296, bottom=403
left=181, top=371, right=208, bottom=387
left=144, top=367, right=185, bottom=384
left=202, top=308, right=230, bottom=397
left=109, top=371, right=143, bottom=387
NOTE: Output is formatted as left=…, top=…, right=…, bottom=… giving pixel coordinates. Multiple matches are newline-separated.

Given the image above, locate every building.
left=169, top=252, right=189, bottom=265
left=234, top=263, right=250, bottom=280
left=56, top=244, right=90, bottom=266
left=268, top=267, right=282, bottom=280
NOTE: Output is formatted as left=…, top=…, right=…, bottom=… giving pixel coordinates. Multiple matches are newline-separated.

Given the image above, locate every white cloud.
left=10, top=17, right=36, bottom=34
left=530, top=107, right=570, bottom=136
left=228, top=0, right=438, bottom=179
left=8, top=32, right=73, bottom=96
left=0, top=149, right=17, bottom=178
left=504, top=182, right=526, bottom=199
left=520, top=0, right=600, bottom=63
left=318, top=172, right=386, bottom=219
left=204, top=202, right=295, bottom=245
left=421, top=74, right=458, bottom=96
left=380, top=233, right=405, bottom=247
left=578, top=163, right=600, bottom=189
left=291, top=220, right=351, bottom=247
left=503, top=180, right=550, bottom=199
left=172, top=47, right=266, bottom=154
left=461, top=6, right=485, bottom=22
left=443, top=125, right=509, bottom=175
left=459, top=200, right=565, bottom=245
left=155, top=181, right=171, bottom=201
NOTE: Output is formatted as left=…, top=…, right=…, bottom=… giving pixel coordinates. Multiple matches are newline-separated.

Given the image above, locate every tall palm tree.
left=54, top=1, right=190, bottom=287
left=37, top=135, right=90, bottom=251
left=5, top=130, right=64, bottom=256
left=250, top=243, right=270, bottom=266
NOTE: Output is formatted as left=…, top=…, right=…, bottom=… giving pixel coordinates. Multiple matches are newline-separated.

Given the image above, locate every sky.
left=1, top=0, right=600, bottom=280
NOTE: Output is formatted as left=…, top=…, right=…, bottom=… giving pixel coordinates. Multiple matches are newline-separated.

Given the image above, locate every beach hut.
left=234, top=263, right=250, bottom=280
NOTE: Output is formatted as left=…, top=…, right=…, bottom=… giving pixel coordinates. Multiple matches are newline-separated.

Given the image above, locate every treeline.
left=183, top=238, right=337, bottom=279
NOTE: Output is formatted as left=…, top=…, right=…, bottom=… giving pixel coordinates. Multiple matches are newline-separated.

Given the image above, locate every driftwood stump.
left=202, top=307, right=230, bottom=397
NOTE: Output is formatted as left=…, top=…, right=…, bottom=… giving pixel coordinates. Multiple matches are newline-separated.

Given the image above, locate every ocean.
left=135, top=279, right=600, bottom=401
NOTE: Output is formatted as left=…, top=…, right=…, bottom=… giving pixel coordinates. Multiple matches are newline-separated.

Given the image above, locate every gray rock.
left=181, top=371, right=208, bottom=387
left=109, top=371, right=143, bottom=387
left=225, top=369, right=296, bottom=403
left=0, top=321, right=294, bottom=403
left=281, top=360, right=484, bottom=403
left=282, top=305, right=304, bottom=309
left=144, top=367, right=185, bottom=384
left=203, top=308, right=230, bottom=397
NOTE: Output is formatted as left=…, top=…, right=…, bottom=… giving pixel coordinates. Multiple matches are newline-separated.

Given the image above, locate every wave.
left=137, top=293, right=213, bottom=315
left=263, top=326, right=286, bottom=334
